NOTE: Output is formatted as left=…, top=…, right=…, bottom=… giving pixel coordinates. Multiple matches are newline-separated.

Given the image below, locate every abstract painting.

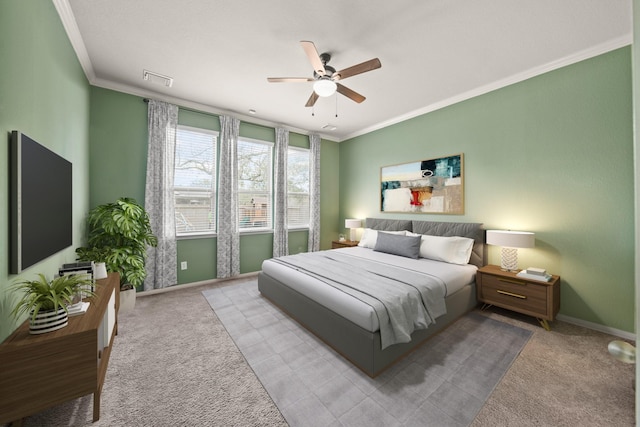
left=380, top=153, right=464, bottom=214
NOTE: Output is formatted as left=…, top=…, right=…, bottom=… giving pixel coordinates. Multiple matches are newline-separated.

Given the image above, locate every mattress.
left=261, top=246, right=477, bottom=333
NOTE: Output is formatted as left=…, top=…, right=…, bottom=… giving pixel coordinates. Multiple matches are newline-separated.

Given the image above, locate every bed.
left=258, top=218, right=486, bottom=377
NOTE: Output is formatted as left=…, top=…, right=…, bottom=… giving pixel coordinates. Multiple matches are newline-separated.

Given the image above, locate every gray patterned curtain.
left=308, top=133, right=321, bottom=252
left=217, top=115, right=241, bottom=278
left=144, top=100, right=178, bottom=290
left=273, top=128, right=289, bottom=258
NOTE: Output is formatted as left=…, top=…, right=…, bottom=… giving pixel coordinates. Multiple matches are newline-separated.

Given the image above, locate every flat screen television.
left=10, top=131, right=73, bottom=274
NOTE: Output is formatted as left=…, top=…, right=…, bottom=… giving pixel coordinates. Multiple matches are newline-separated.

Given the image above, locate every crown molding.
left=340, top=34, right=632, bottom=142
left=51, top=0, right=337, bottom=142
left=52, top=0, right=95, bottom=83
left=90, top=77, right=338, bottom=142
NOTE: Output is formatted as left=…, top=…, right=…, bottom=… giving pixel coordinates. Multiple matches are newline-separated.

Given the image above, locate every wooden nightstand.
left=331, top=240, right=359, bottom=249
left=476, top=265, right=560, bottom=330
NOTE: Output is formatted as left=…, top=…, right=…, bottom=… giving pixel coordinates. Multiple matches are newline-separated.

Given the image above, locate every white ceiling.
left=56, top=0, right=632, bottom=141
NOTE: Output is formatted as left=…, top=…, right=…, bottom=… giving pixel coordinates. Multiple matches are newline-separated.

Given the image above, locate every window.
left=287, top=147, right=310, bottom=228
left=238, top=138, right=273, bottom=231
left=174, top=126, right=218, bottom=236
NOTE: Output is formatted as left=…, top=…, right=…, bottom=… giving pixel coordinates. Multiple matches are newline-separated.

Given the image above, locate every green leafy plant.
left=76, top=197, right=158, bottom=290
left=11, top=274, right=94, bottom=321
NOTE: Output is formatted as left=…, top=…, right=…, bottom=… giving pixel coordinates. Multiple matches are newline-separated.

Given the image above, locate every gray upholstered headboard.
left=364, top=218, right=486, bottom=268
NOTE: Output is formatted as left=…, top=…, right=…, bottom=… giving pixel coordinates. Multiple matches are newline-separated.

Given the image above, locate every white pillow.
left=408, top=233, right=474, bottom=265
left=358, top=229, right=407, bottom=249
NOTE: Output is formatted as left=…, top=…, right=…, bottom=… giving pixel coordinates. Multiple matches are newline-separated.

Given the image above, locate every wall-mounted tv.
left=10, top=131, right=73, bottom=274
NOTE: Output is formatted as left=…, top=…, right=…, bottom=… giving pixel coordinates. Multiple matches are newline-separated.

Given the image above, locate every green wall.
left=340, top=47, right=634, bottom=332
left=89, top=87, right=148, bottom=206
left=88, top=90, right=341, bottom=285
left=5, top=0, right=628, bottom=339
left=0, top=1, right=91, bottom=342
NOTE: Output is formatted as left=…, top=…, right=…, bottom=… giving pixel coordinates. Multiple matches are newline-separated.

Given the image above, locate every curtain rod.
left=142, top=98, right=280, bottom=132
left=143, top=98, right=212, bottom=116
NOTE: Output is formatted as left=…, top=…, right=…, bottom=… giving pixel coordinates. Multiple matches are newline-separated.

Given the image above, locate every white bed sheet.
left=261, top=247, right=477, bottom=333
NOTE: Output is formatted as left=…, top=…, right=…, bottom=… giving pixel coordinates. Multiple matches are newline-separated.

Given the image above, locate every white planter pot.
left=119, top=288, right=136, bottom=313
left=29, top=307, right=68, bottom=334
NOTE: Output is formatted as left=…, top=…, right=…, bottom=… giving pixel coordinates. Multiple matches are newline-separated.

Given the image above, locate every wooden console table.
left=0, top=272, right=120, bottom=424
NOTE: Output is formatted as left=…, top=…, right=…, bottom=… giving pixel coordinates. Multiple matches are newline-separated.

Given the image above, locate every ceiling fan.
left=267, top=41, right=381, bottom=107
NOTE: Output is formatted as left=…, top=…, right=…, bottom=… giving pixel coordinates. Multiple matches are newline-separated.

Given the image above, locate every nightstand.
left=331, top=240, right=359, bottom=249
left=476, top=265, right=560, bottom=330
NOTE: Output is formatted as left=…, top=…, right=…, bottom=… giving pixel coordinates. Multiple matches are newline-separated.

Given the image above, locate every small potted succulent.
left=11, top=273, right=94, bottom=334
left=75, top=197, right=158, bottom=313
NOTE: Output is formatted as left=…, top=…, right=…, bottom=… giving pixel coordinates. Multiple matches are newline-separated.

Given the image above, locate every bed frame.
left=258, top=218, right=486, bottom=377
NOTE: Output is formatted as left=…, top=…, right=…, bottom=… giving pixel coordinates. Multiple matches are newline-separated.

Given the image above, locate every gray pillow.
left=373, top=232, right=421, bottom=259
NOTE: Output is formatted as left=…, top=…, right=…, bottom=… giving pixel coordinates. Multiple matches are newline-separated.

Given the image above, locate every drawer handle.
left=498, top=278, right=524, bottom=286
left=497, top=290, right=527, bottom=299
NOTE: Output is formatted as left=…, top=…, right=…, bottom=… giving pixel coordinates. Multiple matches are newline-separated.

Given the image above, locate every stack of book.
left=67, top=301, right=90, bottom=316
left=516, top=267, right=552, bottom=282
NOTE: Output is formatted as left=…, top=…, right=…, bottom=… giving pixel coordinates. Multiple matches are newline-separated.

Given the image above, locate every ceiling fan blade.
left=336, top=83, right=366, bottom=103
left=300, top=41, right=326, bottom=76
left=267, top=77, right=314, bottom=83
left=305, top=91, right=319, bottom=107
left=334, top=58, right=381, bottom=81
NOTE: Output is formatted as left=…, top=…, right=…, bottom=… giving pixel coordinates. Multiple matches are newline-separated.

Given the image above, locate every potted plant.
left=75, top=197, right=157, bottom=313
left=11, top=273, right=94, bottom=334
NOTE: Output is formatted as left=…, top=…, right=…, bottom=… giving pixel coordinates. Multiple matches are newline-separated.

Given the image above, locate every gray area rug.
left=203, top=280, right=533, bottom=427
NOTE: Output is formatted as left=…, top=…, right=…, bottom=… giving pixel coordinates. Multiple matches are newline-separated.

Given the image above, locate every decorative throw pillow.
left=373, top=232, right=421, bottom=259
left=358, top=229, right=406, bottom=249
left=413, top=234, right=474, bottom=265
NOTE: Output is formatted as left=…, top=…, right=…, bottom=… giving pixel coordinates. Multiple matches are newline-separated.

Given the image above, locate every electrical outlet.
left=180, top=261, right=188, bottom=270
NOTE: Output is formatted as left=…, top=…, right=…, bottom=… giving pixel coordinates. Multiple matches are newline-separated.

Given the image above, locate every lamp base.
left=350, top=229, right=357, bottom=242
left=500, top=247, right=519, bottom=272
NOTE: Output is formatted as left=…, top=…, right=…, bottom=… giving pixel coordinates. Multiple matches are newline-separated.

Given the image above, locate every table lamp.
left=345, top=219, right=362, bottom=242
left=486, top=230, right=535, bottom=271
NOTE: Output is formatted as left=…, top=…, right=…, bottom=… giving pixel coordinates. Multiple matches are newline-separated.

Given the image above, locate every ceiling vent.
left=143, top=70, right=173, bottom=87
left=321, top=124, right=337, bottom=131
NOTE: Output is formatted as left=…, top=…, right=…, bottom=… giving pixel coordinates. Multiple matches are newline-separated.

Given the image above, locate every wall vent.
left=143, top=69, right=173, bottom=87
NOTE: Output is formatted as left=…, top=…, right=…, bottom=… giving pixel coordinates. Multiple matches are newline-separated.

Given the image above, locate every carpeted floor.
left=11, top=275, right=635, bottom=426
left=203, top=280, right=532, bottom=426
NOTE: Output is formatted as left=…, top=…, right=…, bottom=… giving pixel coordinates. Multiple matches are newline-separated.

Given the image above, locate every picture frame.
left=380, top=153, right=464, bottom=214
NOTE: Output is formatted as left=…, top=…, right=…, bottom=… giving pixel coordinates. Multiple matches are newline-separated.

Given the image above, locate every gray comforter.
left=272, top=251, right=447, bottom=349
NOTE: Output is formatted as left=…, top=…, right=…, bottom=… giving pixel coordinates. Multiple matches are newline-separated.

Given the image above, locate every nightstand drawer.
left=479, top=275, right=548, bottom=317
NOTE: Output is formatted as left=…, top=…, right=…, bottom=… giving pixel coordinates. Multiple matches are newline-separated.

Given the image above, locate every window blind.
left=174, top=126, right=218, bottom=235
left=287, top=147, right=310, bottom=228
left=238, top=138, right=273, bottom=230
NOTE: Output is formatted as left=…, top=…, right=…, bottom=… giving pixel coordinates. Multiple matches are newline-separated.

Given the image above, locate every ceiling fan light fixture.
left=313, top=78, right=337, bottom=97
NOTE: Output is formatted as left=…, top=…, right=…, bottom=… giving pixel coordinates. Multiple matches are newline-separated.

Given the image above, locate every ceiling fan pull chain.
left=335, top=94, right=338, bottom=118
left=312, top=104, right=315, bottom=117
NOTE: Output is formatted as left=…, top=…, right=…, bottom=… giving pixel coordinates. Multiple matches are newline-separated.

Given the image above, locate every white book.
left=526, top=267, right=547, bottom=276
left=516, top=271, right=552, bottom=282
left=67, top=301, right=90, bottom=316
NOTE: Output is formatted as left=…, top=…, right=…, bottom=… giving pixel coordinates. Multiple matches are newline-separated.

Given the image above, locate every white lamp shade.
left=345, top=219, right=362, bottom=242
left=345, top=219, right=362, bottom=229
left=313, top=78, right=337, bottom=97
left=485, top=230, right=535, bottom=248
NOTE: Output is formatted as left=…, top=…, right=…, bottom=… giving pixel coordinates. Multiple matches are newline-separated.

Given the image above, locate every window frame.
left=237, top=136, right=274, bottom=233
left=286, top=146, right=311, bottom=230
left=173, top=125, right=219, bottom=239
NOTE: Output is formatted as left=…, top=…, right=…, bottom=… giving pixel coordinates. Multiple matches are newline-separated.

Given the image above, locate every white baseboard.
left=139, top=272, right=259, bottom=297
left=140, top=277, right=637, bottom=343
left=556, top=314, right=636, bottom=341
